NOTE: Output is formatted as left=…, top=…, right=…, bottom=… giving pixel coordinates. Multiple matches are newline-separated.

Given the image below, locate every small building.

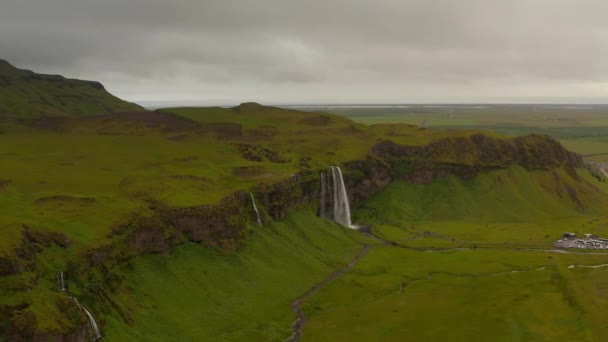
left=563, top=232, right=577, bottom=239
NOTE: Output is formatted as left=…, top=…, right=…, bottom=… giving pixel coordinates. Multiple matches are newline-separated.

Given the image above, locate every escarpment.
left=372, top=133, right=583, bottom=183
left=1, top=132, right=584, bottom=341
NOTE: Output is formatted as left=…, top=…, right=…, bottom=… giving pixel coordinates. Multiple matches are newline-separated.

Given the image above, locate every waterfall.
left=319, top=166, right=354, bottom=228
left=58, top=271, right=66, bottom=292
left=250, top=193, right=262, bottom=226
left=72, top=297, right=102, bottom=341
left=56, top=272, right=101, bottom=341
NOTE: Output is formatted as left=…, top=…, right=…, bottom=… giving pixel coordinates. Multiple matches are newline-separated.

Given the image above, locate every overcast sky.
left=1, top=0, right=607, bottom=105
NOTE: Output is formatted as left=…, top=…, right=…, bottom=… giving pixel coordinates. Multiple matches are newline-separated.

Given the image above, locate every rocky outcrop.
left=167, top=193, right=251, bottom=252
left=0, top=225, right=70, bottom=276
left=258, top=172, right=320, bottom=221
left=342, top=159, right=392, bottom=204
left=372, top=133, right=583, bottom=183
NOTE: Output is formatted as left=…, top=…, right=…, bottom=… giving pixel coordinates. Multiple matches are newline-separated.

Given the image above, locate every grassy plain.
left=301, top=247, right=608, bottom=342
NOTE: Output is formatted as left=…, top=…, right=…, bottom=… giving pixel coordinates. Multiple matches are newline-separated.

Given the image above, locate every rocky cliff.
left=372, top=133, right=583, bottom=183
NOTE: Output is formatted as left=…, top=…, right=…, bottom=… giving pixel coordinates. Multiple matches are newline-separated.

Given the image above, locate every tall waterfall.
left=72, top=297, right=102, bottom=341
left=319, top=166, right=354, bottom=228
left=250, top=193, right=262, bottom=226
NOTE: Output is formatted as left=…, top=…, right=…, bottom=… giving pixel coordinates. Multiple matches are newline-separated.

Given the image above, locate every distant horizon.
left=138, top=99, right=608, bottom=110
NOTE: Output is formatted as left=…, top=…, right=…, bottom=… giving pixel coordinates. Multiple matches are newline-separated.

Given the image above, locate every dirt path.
left=284, top=244, right=372, bottom=342
left=568, top=263, right=608, bottom=269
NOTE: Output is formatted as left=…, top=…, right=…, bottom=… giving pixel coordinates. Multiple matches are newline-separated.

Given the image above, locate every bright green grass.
left=0, top=133, right=268, bottom=250
left=355, top=166, right=608, bottom=247
left=295, top=166, right=608, bottom=341
left=97, top=166, right=608, bottom=341
left=301, top=247, right=608, bottom=341
left=103, top=209, right=375, bottom=341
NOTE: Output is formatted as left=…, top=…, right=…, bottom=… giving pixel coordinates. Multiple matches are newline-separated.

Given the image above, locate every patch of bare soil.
left=34, top=196, right=97, bottom=211
left=173, top=156, right=200, bottom=162
left=0, top=179, right=12, bottom=191
left=167, top=175, right=214, bottom=183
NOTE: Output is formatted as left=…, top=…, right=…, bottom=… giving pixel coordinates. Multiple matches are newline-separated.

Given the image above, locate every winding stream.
left=284, top=245, right=371, bottom=342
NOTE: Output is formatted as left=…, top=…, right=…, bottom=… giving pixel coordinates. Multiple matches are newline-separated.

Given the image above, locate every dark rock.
left=168, top=193, right=250, bottom=251
left=371, top=133, right=582, bottom=184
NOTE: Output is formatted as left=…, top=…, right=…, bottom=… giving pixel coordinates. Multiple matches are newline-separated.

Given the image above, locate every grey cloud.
left=1, top=0, right=607, bottom=103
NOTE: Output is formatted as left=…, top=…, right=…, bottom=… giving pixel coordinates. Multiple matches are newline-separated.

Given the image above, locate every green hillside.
left=299, top=167, right=608, bottom=341
left=77, top=167, right=608, bottom=341
left=0, top=59, right=142, bottom=118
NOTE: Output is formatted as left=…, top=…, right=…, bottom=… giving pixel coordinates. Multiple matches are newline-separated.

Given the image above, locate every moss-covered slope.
left=0, top=58, right=142, bottom=118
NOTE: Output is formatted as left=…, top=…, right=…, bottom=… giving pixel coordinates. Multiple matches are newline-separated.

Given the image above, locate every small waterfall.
left=250, top=193, right=262, bottom=226
left=72, top=297, right=102, bottom=341
left=319, top=166, right=354, bottom=228
left=57, top=271, right=66, bottom=292
left=56, top=272, right=101, bottom=341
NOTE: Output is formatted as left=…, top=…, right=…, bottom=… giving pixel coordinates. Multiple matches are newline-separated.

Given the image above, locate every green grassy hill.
left=0, top=59, right=142, bottom=118
left=81, top=166, right=608, bottom=341
left=297, top=167, right=608, bottom=341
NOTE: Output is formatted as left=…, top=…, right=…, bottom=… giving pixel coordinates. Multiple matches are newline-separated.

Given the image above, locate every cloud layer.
left=2, top=0, right=607, bottom=104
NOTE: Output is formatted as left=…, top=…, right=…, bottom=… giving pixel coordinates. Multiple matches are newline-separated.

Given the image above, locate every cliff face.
left=372, top=133, right=583, bottom=183
left=1, top=133, right=583, bottom=340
